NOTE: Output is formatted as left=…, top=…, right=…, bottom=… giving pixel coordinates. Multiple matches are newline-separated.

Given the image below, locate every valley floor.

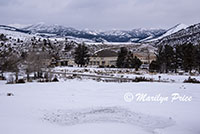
left=0, top=72, right=200, bottom=134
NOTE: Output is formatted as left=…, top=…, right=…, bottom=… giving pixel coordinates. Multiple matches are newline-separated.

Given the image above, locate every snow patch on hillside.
left=150, top=24, right=188, bottom=41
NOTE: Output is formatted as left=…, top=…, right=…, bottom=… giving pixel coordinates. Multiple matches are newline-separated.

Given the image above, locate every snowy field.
left=52, top=67, right=200, bottom=83
left=0, top=76, right=200, bottom=134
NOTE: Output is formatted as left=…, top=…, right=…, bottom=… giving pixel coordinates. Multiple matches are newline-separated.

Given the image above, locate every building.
left=89, top=49, right=118, bottom=67
left=133, top=51, right=156, bottom=64
left=50, top=57, right=75, bottom=67
left=132, top=44, right=156, bottom=64
left=67, top=58, right=76, bottom=67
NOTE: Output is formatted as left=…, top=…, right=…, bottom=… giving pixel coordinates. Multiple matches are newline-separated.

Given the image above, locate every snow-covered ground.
left=52, top=66, right=200, bottom=83
left=0, top=77, right=200, bottom=134
left=0, top=28, right=32, bottom=40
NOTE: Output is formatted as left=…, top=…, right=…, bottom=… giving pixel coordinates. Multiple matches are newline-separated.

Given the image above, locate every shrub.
left=16, top=79, right=25, bottom=84
left=0, top=76, right=6, bottom=80
left=110, top=65, right=115, bottom=68
left=133, top=77, right=153, bottom=82
left=184, top=77, right=200, bottom=83
left=73, top=74, right=77, bottom=77
left=99, top=65, right=105, bottom=68
left=84, top=69, right=89, bottom=72
left=52, top=76, right=59, bottom=82
left=7, top=93, right=14, bottom=96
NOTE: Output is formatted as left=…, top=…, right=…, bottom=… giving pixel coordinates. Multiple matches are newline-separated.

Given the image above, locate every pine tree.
left=194, top=44, right=200, bottom=73
left=182, top=43, right=195, bottom=72
left=74, top=43, right=90, bottom=67
left=0, top=34, right=7, bottom=41
left=124, top=51, right=133, bottom=68
left=149, top=60, right=160, bottom=72
left=132, top=56, right=142, bottom=71
left=155, top=45, right=176, bottom=73
left=174, top=45, right=184, bottom=72
left=116, top=47, right=128, bottom=68
left=155, top=45, right=164, bottom=73
left=163, top=45, right=175, bottom=73
left=117, top=47, right=142, bottom=69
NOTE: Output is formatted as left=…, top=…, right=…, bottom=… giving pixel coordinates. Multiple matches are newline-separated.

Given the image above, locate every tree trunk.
left=175, top=68, right=177, bottom=73
left=15, top=72, right=18, bottom=82
left=34, top=72, right=37, bottom=79
left=1, top=71, right=4, bottom=78
left=198, top=66, right=200, bottom=73
left=27, top=73, right=30, bottom=82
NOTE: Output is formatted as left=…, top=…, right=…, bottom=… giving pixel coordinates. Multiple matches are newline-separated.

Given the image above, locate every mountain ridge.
left=21, top=22, right=166, bottom=43
left=0, top=22, right=196, bottom=44
left=155, top=23, right=200, bottom=46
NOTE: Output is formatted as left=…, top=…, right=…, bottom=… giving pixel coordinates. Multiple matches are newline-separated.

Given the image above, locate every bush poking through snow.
left=0, top=76, right=6, bottom=80
left=16, top=79, right=25, bottom=84
left=132, top=77, right=153, bottom=82
left=7, top=93, right=14, bottom=96
left=52, top=76, right=59, bottom=82
left=184, top=77, right=200, bottom=83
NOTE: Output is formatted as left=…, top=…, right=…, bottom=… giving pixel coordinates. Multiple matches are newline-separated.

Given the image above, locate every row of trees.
left=150, top=43, right=200, bottom=73
left=0, top=47, right=51, bottom=82
left=0, top=35, right=56, bottom=82
left=0, top=48, right=20, bottom=80
left=0, top=35, right=92, bottom=82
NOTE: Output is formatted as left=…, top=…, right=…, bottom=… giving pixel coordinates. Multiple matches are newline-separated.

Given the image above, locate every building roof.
left=93, top=49, right=118, bottom=57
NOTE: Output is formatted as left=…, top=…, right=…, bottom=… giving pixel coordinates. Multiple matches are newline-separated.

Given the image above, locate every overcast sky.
left=1, top=0, right=200, bottom=30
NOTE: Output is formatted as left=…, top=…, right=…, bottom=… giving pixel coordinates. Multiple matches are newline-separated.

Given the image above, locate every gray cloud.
left=1, top=0, right=200, bottom=30
left=0, top=0, right=18, bottom=6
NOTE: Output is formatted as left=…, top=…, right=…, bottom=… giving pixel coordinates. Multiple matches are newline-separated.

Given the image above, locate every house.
left=89, top=49, right=118, bottom=67
left=57, top=58, right=68, bottom=66
left=133, top=51, right=156, bottom=64
left=49, top=56, right=69, bottom=67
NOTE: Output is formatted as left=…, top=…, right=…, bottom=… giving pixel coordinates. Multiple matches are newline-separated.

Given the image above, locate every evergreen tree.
left=149, top=60, right=160, bottom=72
left=163, top=45, right=176, bottom=72
left=124, top=51, right=133, bottom=68
left=194, top=44, right=200, bottom=73
left=155, top=45, right=164, bottom=72
left=152, top=43, right=199, bottom=73
left=0, top=34, right=7, bottom=41
left=182, top=43, right=195, bottom=72
left=74, top=43, right=90, bottom=67
left=132, top=56, right=142, bottom=71
left=155, top=45, right=175, bottom=73
left=117, top=47, right=142, bottom=69
left=174, top=45, right=184, bottom=72
left=116, top=47, right=128, bottom=68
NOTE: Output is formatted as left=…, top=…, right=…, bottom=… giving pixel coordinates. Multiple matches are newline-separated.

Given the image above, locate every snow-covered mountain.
left=156, top=23, right=200, bottom=46
left=24, top=22, right=79, bottom=35
left=0, top=25, right=33, bottom=40
left=20, top=23, right=166, bottom=42
left=8, top=24, right=31, bottom=29
left=149, top=23, right=188, bottom=42
left=141, top=24, right=188, bottom=42
left=159, top=24, right=188, bottom=38
left=1, top=22, right=199, bottom=45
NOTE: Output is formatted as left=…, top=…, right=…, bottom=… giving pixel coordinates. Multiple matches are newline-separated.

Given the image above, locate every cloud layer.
left=1, top=0, right=200, bottom=30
